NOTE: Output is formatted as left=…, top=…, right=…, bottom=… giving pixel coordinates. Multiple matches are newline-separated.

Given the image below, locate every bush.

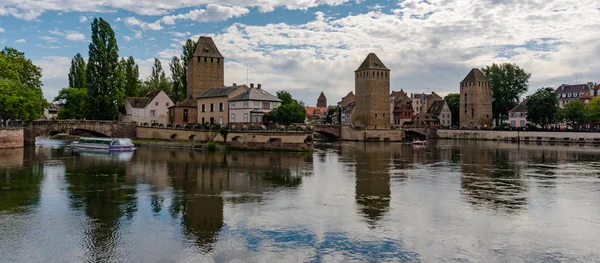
left=206, top=141, right=217, bottom=152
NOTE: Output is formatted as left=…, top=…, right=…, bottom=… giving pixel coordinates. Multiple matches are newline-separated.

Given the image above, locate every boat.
left=72, top=137, right=135, bottom=152
left=411, top=138, right=427, bottom=145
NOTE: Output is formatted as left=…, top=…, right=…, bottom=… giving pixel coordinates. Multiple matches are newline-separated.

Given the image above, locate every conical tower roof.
left=356, top=53, right=389, bottom=71
left=461, top=68, right=488, bottom=83
left=318, top=91, right=326, bottom=100
left=193, top=36, right=223, bottom=58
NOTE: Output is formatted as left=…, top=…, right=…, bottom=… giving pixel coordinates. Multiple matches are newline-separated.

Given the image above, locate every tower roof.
left=193, top=36, right=224, bottom=58
left=355, top=53, right=389, bottom=71
left=461, top=68, right=488, bottom=83
left=318, top=91, right=326, bottom=100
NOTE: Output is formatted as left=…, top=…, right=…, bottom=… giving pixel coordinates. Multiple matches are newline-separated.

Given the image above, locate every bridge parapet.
left=24, top=120, right=137, bottom=144
left=314, top=125, right=342, bottom=138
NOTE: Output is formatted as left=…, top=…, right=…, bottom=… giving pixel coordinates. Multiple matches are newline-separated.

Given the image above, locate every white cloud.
left=15, top=38, right=26, bottom=43
left=123, top=36, right=133, bottom=42
left=160, top=5, right=249, bottom=25
left=124, top=17, right=163, bottom=30
left=133, top=30, right=143, bottom=39
left=0, top=27, right=4, bottom=33
left=39, top=36, right=61, bottom=43
left=34, top=56, right=72, bottom=99
left=49, top=29, right=86, bottom=41
left=169, top=31, right=191, bottom=37
left=79, top=16, right=87, bottom=23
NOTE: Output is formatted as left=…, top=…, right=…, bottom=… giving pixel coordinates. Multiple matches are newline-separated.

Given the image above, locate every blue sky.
left=1, top=0, right=599, bottom=105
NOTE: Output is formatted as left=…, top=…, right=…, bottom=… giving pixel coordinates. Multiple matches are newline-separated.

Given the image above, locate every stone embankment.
left=437, top=130, right=600, bottom=143
left=0, top=128, right=24, bottom=148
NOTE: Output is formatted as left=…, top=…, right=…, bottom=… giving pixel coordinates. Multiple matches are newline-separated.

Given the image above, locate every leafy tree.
left=54, top=87, right=87, bottom=119
left=147, top=58, right=171, bottom=93
left=169, top=56, right=185, bottom=102
left=0, top=47, right=43, bottom=91
left=86, top=17, right=123, bottom=120
left=268, top=91, right=306, bottom=125
left=526, top=87, right=558, bottom=128
left=121, top=56, right=139, bottom=97
left=444, top=93, right=460, bottom=126
left=276, top=90, right=296, bottom=105
left=482, top=63, right=531, bottom=125
left=0, top=79, right=45, bottom=120
left=68, top=53, right=86, bottom=88
left=181, top=39, right=197, bottom=93
left=584, top=97, right=600, bottom=125
left=324, top=107, right=337, bottom=124
left=561, top=100, right=586, bottom=129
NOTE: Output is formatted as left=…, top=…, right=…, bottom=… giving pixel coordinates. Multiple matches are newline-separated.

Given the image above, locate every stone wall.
left=340, top=126, right=404, bottom=141
left=437, top=129, right=600, bottom=143
left=460, top=80, right=493, bottom=128
left=0, top=128, right=24, bottom=148
left=187, top=56, right=224, bottom=98
left=24, top=121, right=137, bottom=144
left=354, top=69, right=390, bottom=129
left=136, top=127, right=218, bottom=142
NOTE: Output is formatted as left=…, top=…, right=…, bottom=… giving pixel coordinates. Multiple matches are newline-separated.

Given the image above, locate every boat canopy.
left=77, top=137, right=133, bottom=146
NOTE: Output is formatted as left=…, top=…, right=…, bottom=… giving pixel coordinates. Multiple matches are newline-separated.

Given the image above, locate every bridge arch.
left=70, top=128, right=109, bottom=137
left=405, top=130, right=426, bottom=141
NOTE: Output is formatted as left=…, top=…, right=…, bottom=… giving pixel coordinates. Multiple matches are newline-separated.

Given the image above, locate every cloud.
left=49, top=29, right=86, bottom=41
left=160, top=5, right=249, bottom=25
left=123, top=36, right=133, bottom=42
left=0, top=27, right=4, bottom=33
left=124, top=17, right=163, bottom=30
left=169, top=31, right=191, bottom=37
left=79, top=16, right=87, bottom=23
left=34, top=56, right=72, bottom=99
left=15, top=38, right=26, bottom=43
left=133, top=30, right=143, bottom=39
left=39, top=36, right=61, bottom=44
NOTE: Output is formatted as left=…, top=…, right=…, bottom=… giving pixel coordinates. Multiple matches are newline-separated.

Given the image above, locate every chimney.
left=250, top=83, right=254, bottom=88
left=233, top=83, right=236, bottom=86
left=258, top=84, right=261, bottom=89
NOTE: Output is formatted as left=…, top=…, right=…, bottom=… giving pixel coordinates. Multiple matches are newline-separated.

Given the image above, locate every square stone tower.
left=317, top=91, right=327, bottom=108
left=460, top=68, right=493, bottom=128
left=354, top=53, right=390, bottom=129
left=187, top=36, right=225, bottom=99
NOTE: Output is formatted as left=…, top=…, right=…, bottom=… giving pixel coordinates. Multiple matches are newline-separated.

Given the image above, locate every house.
left=555, top=84, right=589, bottom=108
left=508, top=99, right=528, bottom=128
left=426, top=100, right=452, bottom=128
left=41, top=104, right=59, bottom=120
left=337, top=91, right=356, bottom=125
left=197, top=84, right=249, bottom=126
left=411, top=92, right=442, bottom=117
left=390, top=89, right=409, bottom=125
left=121, top=90, right=173, bottom=125
left=168, top=98, right=197, bottom=126
left=228, top=84, right=281, bottom=126
left=392, top=100, right=413, bottom=127
left=341, top=102, right=355, bottom=125
left=304, top=106, right=327, bottom=122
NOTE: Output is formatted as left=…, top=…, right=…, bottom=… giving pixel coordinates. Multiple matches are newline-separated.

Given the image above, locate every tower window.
left=217, top=58, right=220, bottom=63
left=375, top=113, right=378, bottom=117
left=204, top=57, right=207, bottom=62
left=197, top=57, right=201, bottom=62
left=211, top=58, right=214, bottom=63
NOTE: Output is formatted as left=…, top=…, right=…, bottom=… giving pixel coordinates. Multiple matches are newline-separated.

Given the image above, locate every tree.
left=169, top=56, right=185, bottom=102
left=86, top=17, right=123, bottom=120
left=324, top=107, right=337, bottom=124
left=54, top=87, right=87, bottom=119
left=444, top=93, right=460, bottom=126
left=181, top=39, right=197, bottom=93
left=584, top=97, right=600, bottom=127
left=276, top=90, right=296, bottom=105
left=121, top=56, right=139, bottom=97
left=147, top=58, right=171, bottom=93
left=68, top=53, right=86, bottom=88
left=526, top=87, right=558, bottom=128
left=0, top=47, right=43, bottom=91
left=268, top=91, right=306, bottom=125
left=482, top=63, right=531, bottom=125
left=561, top=100, right=586, bottom=129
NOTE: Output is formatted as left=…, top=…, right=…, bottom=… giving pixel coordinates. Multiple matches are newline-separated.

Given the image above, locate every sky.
left=1, top=0, right=599, bottom=106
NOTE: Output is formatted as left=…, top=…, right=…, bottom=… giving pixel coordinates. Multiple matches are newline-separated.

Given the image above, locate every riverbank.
left=0, top=128, right=24, bottom=148
left=436, top=129, right=600, bottom=143
left=133, top=139, right=313, bottom=152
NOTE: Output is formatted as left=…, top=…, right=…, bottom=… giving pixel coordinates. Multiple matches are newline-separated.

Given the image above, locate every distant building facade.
left=336, top=91, right=356, bottom=125
left=168, top=99, right=197, bottom=126
left=426, top=100, right=451, bottom=128
left=317, top=91, right=327, bottom=108
left=229, top=84, right=281, bottom=126
left=460, top=68, right=493, bottom=128
left=121, top=90, right=173, bottom=125
left=555, top=84, right=590, bottom=108
left=508, top=99, right=528, bottom=128
left=354, top=53, right=390, bottom=129
left=187, top=36, right=225, bottom=99
left=411, top=92, right=442, bottom=117
left=197, top=84, right=248, bottom=126
left=341, top=102, right=355, bottom=125
left=41, top=104, right=59, bottom=120
left=390, top=89, right=412, bottom=127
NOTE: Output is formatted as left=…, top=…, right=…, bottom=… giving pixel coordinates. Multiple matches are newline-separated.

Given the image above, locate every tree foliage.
left=68, top=53, right=86, bottom=88
left=560, top=100, right=586, bottom=128
left=146, top=58, right=171, bottom=94
left=121, top=56, right=139, bottom=97
left=482, top=63, right=531, bottom=125
left=276, top=90, right=296, bottom=105
left=526, top=87, right=558, bottom=128
left=169, top=56, right=185, bottom=102
left=85, top=17, right=123, bottom=120
left=54, top=87, right=87, bottom=119
left=268, top=91, right=306, bottom=125
left=584, top=97, right=600, bottom=124
left=444, top=93, right=460, bottom=126
left=0, top=47, right=46, bottom=120
left=181, top=39, right=197, bottom=95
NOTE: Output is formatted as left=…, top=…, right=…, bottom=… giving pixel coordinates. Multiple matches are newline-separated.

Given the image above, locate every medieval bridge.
left=314, top=125, right=428, bottom=140
left=24, top=120, right=137, bottom=144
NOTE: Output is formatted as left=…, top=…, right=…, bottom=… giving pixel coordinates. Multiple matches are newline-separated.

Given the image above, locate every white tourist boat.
left=72, top=137, right=135, bottom=152
left=411, top=138, right=427, bottom=145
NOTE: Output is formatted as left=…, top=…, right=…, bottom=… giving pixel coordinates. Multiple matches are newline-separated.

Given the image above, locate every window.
left=592, top=90, right=596, bottom=96
left=150, top=110, right=156, bottom=117
left=166, top=102, right=169, bottom=107
left=211, top=58, right=213, bottom=63
left=263, top=102, right=270, bottom=109
left=155, top=102, right=159, bottom=106
left=243, top=113, right=248, bottom=122
left=201, top=104, right=206, bottom=112
left=219, top=103, right=224, bottom=112
left=202, top=117, right=205, bottom=124
left=520, top=120, right=525, bottom=127
left=217, top=58, right=220, bottom=63
left=375, top=113, right=378, bottom=117
left=204, top=57, right=207, bottom=62
left=231, top=102, right=236, bottom=109
left=183, top=109, right=189, bottom=122
left=254, top=101, right=259, bottom=109
left=210, top=103, right=214, bottom=112
left=244, top=101, right=248, bottom=108
left=231, top=113, right=235, bottom=122
left=568, top=93, right=571, bottom=98
left=557, top=94, right=560, bottom=99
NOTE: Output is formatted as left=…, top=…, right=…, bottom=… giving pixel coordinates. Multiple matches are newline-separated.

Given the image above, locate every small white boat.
left=411, top=139, right=427, bottom=145
left=72, top=137, right=135, bottom=152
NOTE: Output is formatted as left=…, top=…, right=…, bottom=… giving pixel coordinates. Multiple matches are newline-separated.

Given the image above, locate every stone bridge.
left=24, top=120, right=137, bottom=144
left=403, top=127, right=428, bottom=138
left=314, top=125, right=341, bottom=139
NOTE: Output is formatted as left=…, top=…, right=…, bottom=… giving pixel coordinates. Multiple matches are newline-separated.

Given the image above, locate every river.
left=1, top=140, right=600, bottom=262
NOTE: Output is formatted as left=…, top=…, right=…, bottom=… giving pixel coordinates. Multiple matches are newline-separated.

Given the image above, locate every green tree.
left=181, top=39, right=197, bottom=93
left=526, top=87, right=558, bottom=128
left=482, top=63, right=531, bottom=125
left=276, top=90, right=296, bottom=105
left=444, top=93, right=460, bottom=126
left=0, top=79, right=45, bottom=120
left=584, top=97, right=600, bottom=125
left=561, top=100, right=586, bottom=129
left=147, top=58, right=171, bottom=93
left=268, top=91, right=306, bottom=125
left=169, top=56, right=185, bottom=102
left=54, top=87, right=87, bottom=119
left=68, top=53, right=86, bottom=89
left=86, top=17, right=122, bottom=120
left=0, top=47, right=43, bottom=91
left=324, top=107, right=337, bottom=124
left=121, top=56, right=139, bottom=97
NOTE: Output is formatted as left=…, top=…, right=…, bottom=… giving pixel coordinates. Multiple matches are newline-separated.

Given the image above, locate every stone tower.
left=354, top=53, right=390, bottom=129
left=317, top=92, right=327, bottom=108
left=460, top=68, right=493, bottom=128
left=187, top=36, right=224, bottom=98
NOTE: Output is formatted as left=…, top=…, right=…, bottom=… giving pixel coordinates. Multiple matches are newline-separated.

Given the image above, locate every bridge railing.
left=31, top=120, right=136, bottom=125
left=137, top=122, right=313, bottom=134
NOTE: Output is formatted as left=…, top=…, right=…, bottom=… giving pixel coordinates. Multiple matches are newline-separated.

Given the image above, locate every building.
left=508, top=99, right=528, bottom=128
left=41, top=104, right=59, bottom=120
left=426, top=100, right=452, bottom=128
left=390, top=89, right=413, bottom=127
left=555, top=84, right=589, bottom=108
left=317, top=91, right=327, bottom=108
left=168, top=99, right=197, bottom=126
left=121, top=90, right=173, bottom=125
left=411, top=92, right=442, bottom=117
left=341, top=102, right=355, bottom=125
left=354, top=53, right=390, bottom=129
left=460, top=68, right=493, bottom=128
left=187, top=36, right=225, bottom=99
left=228, top=84, right=281, bottom=126
left=197, top=84, right=249, bottom=126
left=335, top=91, right=356, bottom=125
left=304, top=106, right=327, bottom=122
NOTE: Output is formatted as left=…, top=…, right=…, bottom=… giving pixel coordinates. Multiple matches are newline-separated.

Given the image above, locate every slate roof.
left=509, top=99, right=528, bottom=113
left=228, top=87, right=282, bottom=102
left=318, top=92, right=326, bottom=100
left=197, top=85, right=249, bottom=99
left=169, top=98, right=197, bottom=108
left=126, top=90, right=162, bottom=109
left=461, top=68, right=488, bottom=83
left=193, top=36, right=224, bottom=58
left=356, top=53, right=389, bottom=71
left=427, top=100, right=446, bottom=115
left=554, top=84, right=589, bottom=94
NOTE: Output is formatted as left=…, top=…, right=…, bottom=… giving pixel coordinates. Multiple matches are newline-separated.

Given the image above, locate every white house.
left=228, top=84, right=281, bottom=125
left=120, top=90, right=174, bottom=125
left=508, top=99, right=529, bottom=128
